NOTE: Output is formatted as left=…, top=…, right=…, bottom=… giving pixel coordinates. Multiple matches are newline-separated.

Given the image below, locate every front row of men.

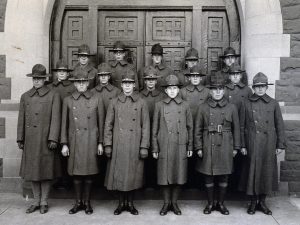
left=17, top=52, right=285, bottom=217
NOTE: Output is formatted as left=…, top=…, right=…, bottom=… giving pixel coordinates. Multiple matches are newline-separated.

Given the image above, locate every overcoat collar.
left=140, top=88, right=161, bottom=97
left=225, top=82, right=245, bottom=90
left=163, top=95, right=183, bottom=104
left=110, top=60, right=128, bottom=67
left=186, top=84, right=205, bottom=92
left=95, top=83, right=114, bottom=92
left=29, top=86, right=50, bottom=97
left=207, top=97, right=228, bottom=108
left=73, top=62, right=94, bottom=72
left=249, top=93, right=271, bottom=103
left=72, top=90, right=92, bottom=100
left=118, top=91, right=139, bottom=103
left=52, top=79, right=72, bottom=87
left=153, top=63, right=166, bottom=70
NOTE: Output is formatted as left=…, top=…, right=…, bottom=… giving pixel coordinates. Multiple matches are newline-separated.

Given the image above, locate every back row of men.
left=17, top=42, right=286, bottom=217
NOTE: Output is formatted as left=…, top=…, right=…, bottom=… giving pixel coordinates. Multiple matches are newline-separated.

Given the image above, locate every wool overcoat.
left=48, top=80, right=76, bottom=101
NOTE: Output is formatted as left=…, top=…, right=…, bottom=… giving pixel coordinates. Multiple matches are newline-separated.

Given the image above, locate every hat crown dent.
left=223, top=47, right=237, bottom=56
left=144, top=66, right=158, bottom=78
left=97, top=63, right=112, bottom=74
left=165, top=74, right=180, bottom=86
left=185, top=48, right=199, bottom=59
left=228, top=63, right=243, bottom=73
left=151, top=43, right=164, bottom=55
left=55, top=59, right=69, bottom=69
left=122, top=69, right=136, bottom=81
left=207, top=71, right=226, bottom=87
left=77, top=44, right=91, bottom=54
left=188, top=64, right=205, bottom=75
left=253, top=72, right=269, bottom=85
left=113, top=41, right=126, bottom=51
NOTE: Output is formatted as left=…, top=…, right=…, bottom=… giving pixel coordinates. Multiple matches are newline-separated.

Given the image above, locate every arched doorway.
left=50, top=0, right=241, bottom=191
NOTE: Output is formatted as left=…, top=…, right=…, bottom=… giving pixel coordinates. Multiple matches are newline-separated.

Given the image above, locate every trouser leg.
left=40, top=180, right=52, bottom=206
left=31, top=181, right=41, bottom=206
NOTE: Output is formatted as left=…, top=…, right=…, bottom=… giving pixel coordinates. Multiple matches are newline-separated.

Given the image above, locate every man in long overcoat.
left=152, top=75, right=193, bottom=216
left=104, top=69, right=150, bottom=215
left=72, top=44, right=97, bottom=89
left=17, top=64, right=61, bottom=214
left=61, top=70, right=105, bottom=215
left=194, top=71, right=240, bottom=215
left=239, top=72, right=286, bottom=215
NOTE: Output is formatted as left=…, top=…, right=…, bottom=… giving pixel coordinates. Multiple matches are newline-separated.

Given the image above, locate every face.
left=152, top=54, right=162, bottom=65
left=79, top=55, right=89, bottom=66
left=190, top=75, right=202, bottom=86
left=74, top=80, right=89, bottom=93
left=186, top=60, right=198, bottom=68
left=210, top=87, right=225, bottom=101
left=145, top=79, right=157, bottom=89
left=56, top=70, right=68, bottom=81
left=229, top=73, right=242, bottom=84
left=114, top=51, right=126, bottom=61
left=121, top=81, right=135, bottom=95
left=253, top=85, right=268, bottom=96
left=224, top=56, right=236, bottom=67
left=32, top=78, right=46, bottom=89
left=99, top=75, right=110, bottom=85
left=165, top=86, right=179, bottom=99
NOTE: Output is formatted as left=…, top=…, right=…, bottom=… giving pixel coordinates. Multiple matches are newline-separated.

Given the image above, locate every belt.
left=203, top=125, right=231, bottom=133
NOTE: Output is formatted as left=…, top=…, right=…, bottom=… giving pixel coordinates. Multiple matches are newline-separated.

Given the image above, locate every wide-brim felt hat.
left=219, top=47, right=240, bottom=58
left=251, top=72, right=274, bottom=86
left=148, top=43, right=167, bottom=55
left=97, top=63, right=112, bottom=75
left=206, top=71, right=227, bottom=88
left=185, top=48, right=201, bottom=60
left=161, top=74, right=183, bottom=87
left=143, top=66, right=160, bottom=79
left=109, top=41, right=129, bottom=52
left=73, top=44, right=95, bottom=56
left=69, top=70, right=91, bottom=82
left=26, top=64, right=51, bottom=78
left=121, top=69, right=136, bottom=82
left=228, top=63, right=245, bottom=74
left=52, top=59, right=73, bottom=72
left=184, top=65, right=207, bottom=77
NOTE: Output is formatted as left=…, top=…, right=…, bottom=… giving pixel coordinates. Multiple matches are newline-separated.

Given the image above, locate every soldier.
left=140, top=66, right=165, bottom=187
left=177, top=48, right=203, bottom=87
left=91, top=63, right=121, bottom=112
left=142, top=43, right=174, bottom=90
left=219, top=47, right=248, bottom=85
left=17, top=64, right=61, bottom=214
left=104, top=69, right=150, bottom=215
left=108, top=41, right=139, bottom=90
left=48, top=59, right=75, bottom=190
left=152, top=75, right=193, bottom=216
left=181, top=65, right=209, bottom=187
left=225, top=63, right=252, bottom=191
left=61, top=70, right=105, bottom=215
left=239, top=72, right=286, bottom=215
left=72, top=44, right=97, bottom=89
left=194, top=71, right=240, bottom=215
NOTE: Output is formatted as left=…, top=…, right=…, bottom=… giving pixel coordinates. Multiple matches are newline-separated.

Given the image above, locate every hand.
left=241, top=148, right=247, bottom=156
left=197, top=150, right=203, bottom=158
left=152, top=152, right=158, bottom=159
left=140, top=148, right=148, bottom=159
left=48, top=141, right=58, bottom=150
left=18, top=142, right=24, bottom=150
left=233, top=149, right=238, bottom=157
left=105, top=146, right=112, bottom=158
left=97, top=144, right=103, bottom=156
left=61, top=145, right=70, bottom=157
left=276, top=149, right=284, bottom=155
left=187, top=150, right=193, bottom=158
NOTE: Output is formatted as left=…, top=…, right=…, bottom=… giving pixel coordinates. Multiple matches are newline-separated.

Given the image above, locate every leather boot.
left=203, top=186, right=215, bottom=214
left=257, top=194, right=272, bottom=215
left=83, top=179, right=93, bottom=215
left=69, top=179, right=84, bottom=214
left=127, top=191, right=138, bottom=215
left=216, top=186, right=229, bottom=215
left=247, top=195, right=257, bottom=215
left=171, top=185, right=182, bottom=215
left=114, top=192, right=126, bottom=215
left=160, top=186, right=171, bottom=216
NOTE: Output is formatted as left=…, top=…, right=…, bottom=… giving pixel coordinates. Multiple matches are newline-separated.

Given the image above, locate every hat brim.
left=121, top=79, right=135, bottom=83
left=228, top=70, right=246, bottom=74
left=109, top=49, right=129, bottom=52
left=206, top=84, right=225, bottom=89
left=219, top=54, right=241, bottom=58
left=52, top=68, right=73, bottom=72
left=185, top=57, right=201, bottom=60
left=251, top=83, right=274, bottom=87
left=97, top=72, right=111, bottom=76
left=26, top=73, right=51, bottom=78
left=69, top=78, right=91, bottom=82
left=73, top=53, right=95, bottom=56
left=161, top=84, right=183, bottom=88
left=184, top=73, right=207, bottom=77
left=148, top=52, right=168, bottom=55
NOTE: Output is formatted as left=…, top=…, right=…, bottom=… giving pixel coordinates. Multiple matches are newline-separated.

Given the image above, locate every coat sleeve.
left=140, top=100, right=150, bottom=149
left=152, top=102, right=161, bottom=153
left=60, top=97, right=69, bottom=145
left=97, top=96, right=105, bottom=144
left=231, top=104, right=241, bottom=150
left=239, top=101, right=246, bottom=148
left=194, top=105, right=204, bottom=151
left=104, top=100, right=115, bottom=147
left=274, top=101, right=286, bottom=149
left=17, top=94, right=25, bottom=142
left=48, top=92, right=61, bottom=143
left=186, top=104, right=193, bottom=152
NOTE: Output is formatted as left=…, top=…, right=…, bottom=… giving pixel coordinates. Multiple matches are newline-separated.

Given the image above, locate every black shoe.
left=171, top=203, right=182, bottom=215
left=203, top=204, right=214, bottom=214
left=257, top=201, right=272, bottom=215
left=216, top=202, right=229, bottom=215
left=84, top=202, right=93, bottom=215
left=247, top=201, right=257, bottom=215
left=40, top=205, right=49, bottom=214
left=26, top=205, right=40, bottom=214
left=114, top=204, right=125, bottom=215
left=128, top=204, right=139, bottom=215
left=160, top=203, right=171, bottom=216
left=69, top=201, right=85, bottom=214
